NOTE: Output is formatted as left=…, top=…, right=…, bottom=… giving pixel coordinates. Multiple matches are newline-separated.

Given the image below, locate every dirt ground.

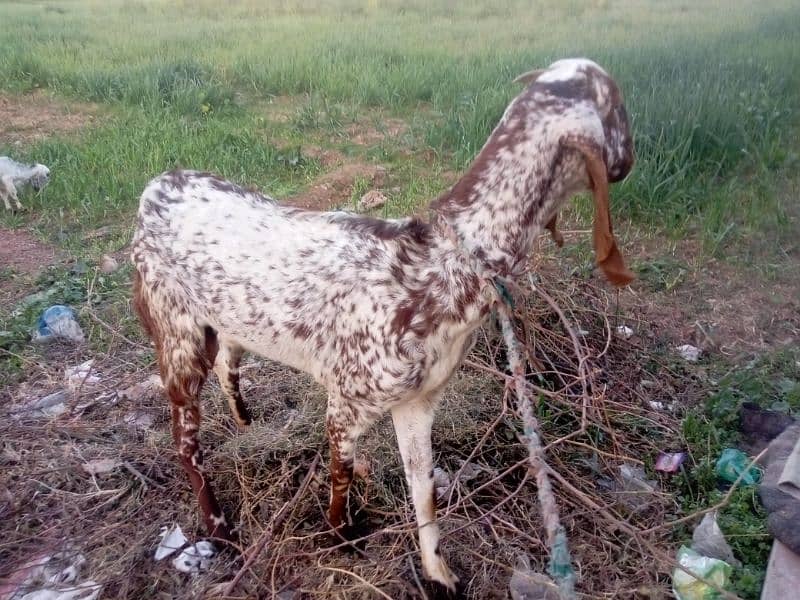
left=0, top=227, right=61, bottom=305
left=284, top=162, right=388, bottom=211
left=0, top=92, right=98, bottom=147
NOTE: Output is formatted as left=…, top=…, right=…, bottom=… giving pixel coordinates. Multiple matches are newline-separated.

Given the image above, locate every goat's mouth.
left=608, top=156, right=634, bottom=183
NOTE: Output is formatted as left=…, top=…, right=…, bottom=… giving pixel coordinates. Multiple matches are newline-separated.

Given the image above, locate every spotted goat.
left=131, top=58, right=635, bottom=591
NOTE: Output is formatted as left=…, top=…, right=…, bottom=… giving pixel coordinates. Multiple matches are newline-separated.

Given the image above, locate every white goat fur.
left=0, top=157, right=50, bottom=211
left=131, top=58, right=635, bottom=591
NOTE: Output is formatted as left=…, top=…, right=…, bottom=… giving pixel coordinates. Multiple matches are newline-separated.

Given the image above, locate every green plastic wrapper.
left=715, top=448, right=762, bottom=485
left=672, top=546, right=732, bottom=600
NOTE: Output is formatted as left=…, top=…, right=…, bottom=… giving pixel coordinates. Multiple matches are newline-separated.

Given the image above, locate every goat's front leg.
left=392, top=399, right=459, bottom=592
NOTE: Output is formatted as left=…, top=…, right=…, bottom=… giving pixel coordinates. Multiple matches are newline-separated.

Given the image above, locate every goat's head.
left=29, top=164, right=50, bottom=191
left=514, top=58, right=634, bottom=183
left=514, top=58, right=635, bottom=286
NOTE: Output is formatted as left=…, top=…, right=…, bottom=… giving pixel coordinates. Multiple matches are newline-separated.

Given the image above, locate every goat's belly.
left=420, top=330, right=477, bottom=396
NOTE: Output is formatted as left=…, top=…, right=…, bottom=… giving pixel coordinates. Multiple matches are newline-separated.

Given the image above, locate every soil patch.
left=0, top=92, right=97, bottom=147
left=534, top=213, right=800, bottom=356
left=284, top=162, right=388, bottom=211
left=0, top=227, right=61, bottom=304
left=347, top=117, right=408, bottom=146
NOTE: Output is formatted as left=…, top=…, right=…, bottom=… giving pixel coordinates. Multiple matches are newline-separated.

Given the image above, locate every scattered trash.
left=509, top=553, right=560, bottom=600
left=15, top=390, right=69, bottom=419
left=81, top=459, right=122, bottom=476
left=615, top=325, right=634, bottom=339
left=715, top=448, right=762, bottom=485
left=172, top=541, right=216, bottom=574
left=118, top=374, right=163, bottom=402
left=648, top=400, right=666, bottom=411
left=691, top=512, right=741, bottom=568
left=4, top=550, right=101, bottom=600
left=65, top=361, right=101, bottom=391
left=99, top=255, right=118, bottom=274
left=655, top=452, right=687, bottom=473
left=32, top=306, right=85, bottom=344
left=155, top=525, right=216, bottom=574
left=613, top=463, right=658, bottom=512
left=122, top=411, right=154, bottom=429
left=154, top=524, right=188, bottom=561
left=358, top=190, right=387, bottom=211
left=455, top=459, right=485, bottom=483
left=433, top=467, right=451, bottom=499
left=677, top=344, right=702, bottom=362
left=672, top=545, right=731, bottom=600
left=577, top=329, right=589, bottom=336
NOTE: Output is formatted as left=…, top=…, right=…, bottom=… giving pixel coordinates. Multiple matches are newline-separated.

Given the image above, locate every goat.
left=131, top=57, right=635, bottom=592
left=0, top=157, right=50, bottom=211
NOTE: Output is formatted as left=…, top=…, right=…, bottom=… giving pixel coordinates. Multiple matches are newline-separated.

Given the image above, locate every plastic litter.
left=65, top=361, right=101, bottom=391
left=118, top=374, right=163, bottom=402
left=691, top=512, right=741, bottom=568
left=154, top=524, right=188, bottom=561
left=171, top=541, right=216, bottom=574
left=677, top=344, right=701, bottom=362
left=655, top=451, right=687, bottom=473
left=81, top=459, right=122, bottom=476
left=433, top=467, right=451, bottom=499
left=8, top=550, right=101, bottom=600
left=33, top=306, right=84, bottom=344
left=122, top=411, right=154, bottom=429
left=615, top=463, right=657, bottom=511
left=509, top=553, right=560, bottom=600
left=715, top=448, right=762, bottom=485
left=615, top=325, right=634, bottom=339
left=672, top=545, right=731, bottom=600
left=15, top=391, right=69, bottom=419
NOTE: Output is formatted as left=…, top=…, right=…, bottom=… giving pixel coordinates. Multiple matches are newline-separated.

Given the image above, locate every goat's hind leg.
left=213, top=341, right=251, bottom=428
left=134, top=278, right=233, bottom=541
left=391, top=399, right=459, bottom=592
left=1, top=176, right=20, bottom=211
left=162, top=328, right=235, bottom=541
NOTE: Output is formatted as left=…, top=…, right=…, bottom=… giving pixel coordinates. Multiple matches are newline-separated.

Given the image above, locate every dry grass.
left=0, top=268, right=713, bottom=599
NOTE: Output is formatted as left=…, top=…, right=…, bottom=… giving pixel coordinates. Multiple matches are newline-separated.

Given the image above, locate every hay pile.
left=0, top=269, right=705, bottom=599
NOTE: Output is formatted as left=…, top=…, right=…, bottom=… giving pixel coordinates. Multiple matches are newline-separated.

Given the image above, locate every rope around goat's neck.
left=495, top=299, right=577, bottom=599
left=433, top=211, right=577, bottom=597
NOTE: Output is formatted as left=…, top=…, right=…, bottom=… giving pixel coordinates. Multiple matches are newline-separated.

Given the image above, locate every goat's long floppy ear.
left=513, top=69, right=545, bottom=85
left=563, top=138, right=635, bottom=287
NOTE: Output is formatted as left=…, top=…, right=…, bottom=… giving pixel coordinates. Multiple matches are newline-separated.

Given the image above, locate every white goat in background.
left=0, top=156, right=51, bottom=211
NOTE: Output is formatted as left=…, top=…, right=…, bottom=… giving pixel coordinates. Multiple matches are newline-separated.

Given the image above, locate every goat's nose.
left=609, top=155, right=633, bottom=183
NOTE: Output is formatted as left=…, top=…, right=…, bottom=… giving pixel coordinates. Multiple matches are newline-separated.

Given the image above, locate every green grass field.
left=1, top=0, right=799, bottom=243
left=2, top=1, right=800, bottom=598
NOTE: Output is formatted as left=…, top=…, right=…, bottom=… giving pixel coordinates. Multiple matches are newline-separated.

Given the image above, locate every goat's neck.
left=432, top=141, right=570, bottom=280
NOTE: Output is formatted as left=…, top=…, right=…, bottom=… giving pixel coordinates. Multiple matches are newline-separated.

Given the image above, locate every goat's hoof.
left=423, top=559, right=460, bottom=598
left=209, top=522, right=238, bottom=545
left=327, top=510, right=370, bottom=553
left=423, top=577, right=464, bottom=600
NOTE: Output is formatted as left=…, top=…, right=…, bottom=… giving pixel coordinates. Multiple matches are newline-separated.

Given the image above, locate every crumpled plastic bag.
left=672, top=545, right=732, bottom=600
left=691, top=512, right=741, bottom=568
left=715, top=448, right=762, bottom=485
left=32, top=306, right=85, bottom=344
left=509, top=554, right=560, bottom=600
